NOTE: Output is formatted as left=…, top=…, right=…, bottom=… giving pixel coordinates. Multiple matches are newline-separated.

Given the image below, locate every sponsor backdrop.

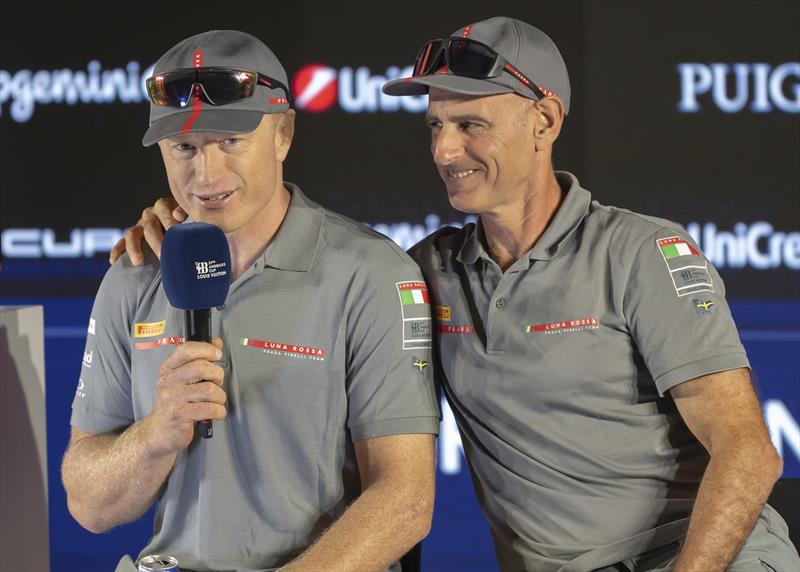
left=1, top=1, right=798, bottom=570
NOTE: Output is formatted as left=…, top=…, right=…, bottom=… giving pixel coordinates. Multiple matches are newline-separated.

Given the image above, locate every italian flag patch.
left=657, top=236, right=699, bottom=259
left=397, top=281, right=430, bottom=305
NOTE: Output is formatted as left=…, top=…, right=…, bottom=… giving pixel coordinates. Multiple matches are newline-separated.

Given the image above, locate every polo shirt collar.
left=456, top=171, right=591, bottom=266
left=456, top=220, right=489, bottom=265
left=259, top=182, right=323, bottom=272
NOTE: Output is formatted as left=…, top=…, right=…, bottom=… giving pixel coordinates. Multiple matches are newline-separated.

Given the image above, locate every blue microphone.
left=161, top=222, right=231, bottom=439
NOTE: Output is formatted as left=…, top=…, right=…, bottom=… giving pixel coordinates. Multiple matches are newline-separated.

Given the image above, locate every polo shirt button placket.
left=487, top=293, right=508, bottom=355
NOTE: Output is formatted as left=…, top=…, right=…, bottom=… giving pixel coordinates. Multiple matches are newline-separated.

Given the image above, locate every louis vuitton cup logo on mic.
left=194, top=259, right=227, bottom=280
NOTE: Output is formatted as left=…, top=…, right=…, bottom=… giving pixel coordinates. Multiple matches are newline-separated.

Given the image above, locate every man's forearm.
left=62, top=417, right=177, bottom=533
left=672, top=446, right=782, bottom=571
left=279, top=477, right=432, bottom=572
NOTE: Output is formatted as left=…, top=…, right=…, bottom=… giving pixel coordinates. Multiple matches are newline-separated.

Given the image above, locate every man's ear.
left=532, top=96, right=565, bottom=151
left=274, top=109, right=296, bottom=162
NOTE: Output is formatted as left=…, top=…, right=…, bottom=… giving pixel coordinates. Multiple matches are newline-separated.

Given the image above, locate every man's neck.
left=226, top=184, right=292, bottom=282
left=480, top=171, right=564, bottom=271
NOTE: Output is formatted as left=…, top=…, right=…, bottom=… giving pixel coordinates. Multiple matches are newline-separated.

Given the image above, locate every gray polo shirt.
left=71, top=184, right=439, bottom=572
left=410, top=172, right=750, bottom=571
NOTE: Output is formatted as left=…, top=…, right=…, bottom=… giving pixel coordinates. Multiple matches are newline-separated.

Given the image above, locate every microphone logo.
left=194, top=259, right=228, bottom=280
left=195, top=261, right=210, bottom=276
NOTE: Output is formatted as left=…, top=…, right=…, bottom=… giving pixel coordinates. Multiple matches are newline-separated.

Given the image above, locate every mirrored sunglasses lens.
left=448, top=39, right=497, bottom=77
left=163, top=76, right=197, bottom=107
left=197, top=71, right=255, bottom=105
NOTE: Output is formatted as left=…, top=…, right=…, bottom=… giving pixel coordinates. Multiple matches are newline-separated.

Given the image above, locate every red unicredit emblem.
left=292, top=63, right=338, bottom=113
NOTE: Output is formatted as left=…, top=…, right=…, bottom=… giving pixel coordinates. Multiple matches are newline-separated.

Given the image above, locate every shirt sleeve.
left=345, top=257, right=441, bottom=441
left=623, top=227, right=749, bottom=396
left=70, top=262, right=136, bottom=434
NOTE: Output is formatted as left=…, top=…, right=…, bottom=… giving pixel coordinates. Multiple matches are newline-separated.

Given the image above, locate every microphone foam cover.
left=160, top=222, right=231, bottom=310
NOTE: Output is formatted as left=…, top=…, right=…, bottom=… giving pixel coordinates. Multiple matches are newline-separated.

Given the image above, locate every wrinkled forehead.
left=426, top=89, right=527, bottom=115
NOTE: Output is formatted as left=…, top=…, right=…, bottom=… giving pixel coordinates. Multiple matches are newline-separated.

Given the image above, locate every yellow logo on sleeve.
left=434, top=305, right=451, bottom=321
left=134, top=320, right=166, bottom=338
left=413, top=358, right=431, bottom=372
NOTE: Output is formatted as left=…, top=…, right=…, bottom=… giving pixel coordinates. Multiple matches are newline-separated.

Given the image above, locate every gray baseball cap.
left=142, top=30, right=291, bottom=147
left=382, top=16, right=571, bottom=114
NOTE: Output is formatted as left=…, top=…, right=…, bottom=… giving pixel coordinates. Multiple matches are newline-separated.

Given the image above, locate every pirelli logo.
left=134, top=320, right=166, bottom=338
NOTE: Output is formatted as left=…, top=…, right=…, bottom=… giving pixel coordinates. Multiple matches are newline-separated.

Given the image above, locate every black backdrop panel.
left=2, top=1, right=796, bottom=298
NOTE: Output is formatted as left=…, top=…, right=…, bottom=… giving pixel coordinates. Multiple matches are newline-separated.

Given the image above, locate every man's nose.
left=432, top=125, right=464, bottom=167
left=195, top=146, right=226, bottom=186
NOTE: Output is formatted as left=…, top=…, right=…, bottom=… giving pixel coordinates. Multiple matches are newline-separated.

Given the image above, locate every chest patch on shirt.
left=396, top=281, right=432, bottom=350
left=656, top=236, right=714, bottom=297
left=434, top=305, right=451, bottom=321
left=134, top=320, right=166, bottom=337
left=240, top=337, right=326, bottom=361
left=135, top=336, right=185, bottom=350
left=437, top=324, right=475, bottom=334
left=524, top=316, right=600, bottom=334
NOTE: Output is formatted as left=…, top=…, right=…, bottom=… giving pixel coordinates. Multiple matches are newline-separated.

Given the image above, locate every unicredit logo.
left=293, top=64, right=339, bottom=112
left=292, top=63, right=427, bottom=113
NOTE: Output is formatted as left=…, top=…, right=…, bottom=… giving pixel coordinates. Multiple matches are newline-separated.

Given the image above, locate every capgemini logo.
left=0, top=61, right=156, bottom=123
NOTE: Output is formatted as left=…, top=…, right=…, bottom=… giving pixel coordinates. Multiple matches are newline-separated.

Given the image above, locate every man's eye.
left=175, top=143, right=194, bottom=152
left=461, top=121, right=480, bottom=131
left=427, top=121, right=442, bottom=130
left=223, top=137, right=240, bottom=145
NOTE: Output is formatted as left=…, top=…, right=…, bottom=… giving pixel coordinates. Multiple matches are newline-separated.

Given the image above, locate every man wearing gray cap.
left=383, top=16, right=798, bottom=572
left=62, top=30, right=439, bottom=572
left=114, top=16, right=799, bottom=572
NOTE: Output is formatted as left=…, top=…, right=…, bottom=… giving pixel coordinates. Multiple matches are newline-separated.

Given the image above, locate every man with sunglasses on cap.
left=381, top=16, right=797, bottom=572
left=114, top=17, right=799, bottom=572
left=62, top=30, right=439, bottom=572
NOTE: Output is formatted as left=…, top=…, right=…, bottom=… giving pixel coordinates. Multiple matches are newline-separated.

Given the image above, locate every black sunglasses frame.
left=413, top=37, right=548, bottom=101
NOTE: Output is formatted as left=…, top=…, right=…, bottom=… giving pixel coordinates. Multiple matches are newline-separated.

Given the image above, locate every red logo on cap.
left=182, top=50, right=203, bottom=133
left=292, top=63, right=338, bottom=113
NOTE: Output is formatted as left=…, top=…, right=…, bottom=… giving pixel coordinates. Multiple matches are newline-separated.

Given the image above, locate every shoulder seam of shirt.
left=322, top=209, right=416, bottom=266
left=592, top=202, right=684, bottom=234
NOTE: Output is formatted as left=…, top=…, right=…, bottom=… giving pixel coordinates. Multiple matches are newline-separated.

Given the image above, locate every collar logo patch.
left=434, top=305, right=451, bottom=321
left=525, top=316, right=600, bottom=334
left=134, top=320, right=166, bottom=338
left=693, top=299, right=715, bottom=313
left=413, top=357, right=430, bottom=373
left=241, top=337, right=326, bottom=361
